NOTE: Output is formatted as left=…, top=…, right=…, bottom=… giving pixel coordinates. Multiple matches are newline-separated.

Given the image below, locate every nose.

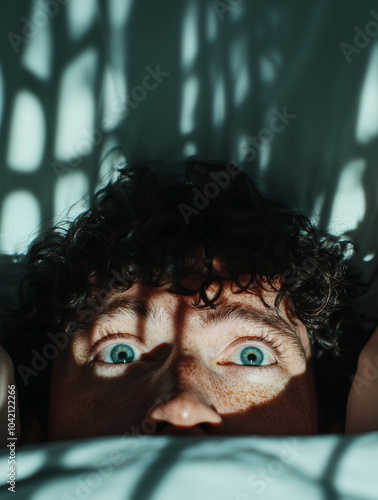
left=148, top=389, right=224, bottom=436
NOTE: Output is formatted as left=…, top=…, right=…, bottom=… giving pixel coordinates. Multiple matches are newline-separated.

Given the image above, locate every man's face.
left=47, top=275, right=318, bottom=440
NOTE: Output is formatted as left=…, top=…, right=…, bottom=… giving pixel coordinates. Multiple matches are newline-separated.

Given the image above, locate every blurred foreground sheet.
left=1, top=433, right=378, bottom=500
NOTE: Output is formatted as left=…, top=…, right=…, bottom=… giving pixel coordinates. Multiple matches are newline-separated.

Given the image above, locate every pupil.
left=118, top=351, right=127, bottom=360
left=247, top=353, right=257, bottom=362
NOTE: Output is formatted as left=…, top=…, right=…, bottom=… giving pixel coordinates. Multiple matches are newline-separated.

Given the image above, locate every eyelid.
left=90, top=332, right=146, bottom=360
left=219, top=334, right=284, bottom=365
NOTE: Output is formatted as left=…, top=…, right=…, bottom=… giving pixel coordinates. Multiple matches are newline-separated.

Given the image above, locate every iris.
left=110, top=344, right=135, bottom=364
left=240, top=346, right=264, bottom=366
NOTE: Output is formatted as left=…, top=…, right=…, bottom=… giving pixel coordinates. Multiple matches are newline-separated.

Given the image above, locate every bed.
left=1, top=433, right=378, bottom=499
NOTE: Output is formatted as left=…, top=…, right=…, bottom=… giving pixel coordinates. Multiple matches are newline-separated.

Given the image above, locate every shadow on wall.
left=0, top=0, right=378, bottom=314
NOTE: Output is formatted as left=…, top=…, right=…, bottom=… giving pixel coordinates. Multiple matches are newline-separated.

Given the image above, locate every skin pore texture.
left=47, top=266, right=318, bottom=440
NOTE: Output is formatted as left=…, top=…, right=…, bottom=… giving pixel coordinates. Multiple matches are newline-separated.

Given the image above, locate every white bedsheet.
left=1, top=433, right=378, bottom=500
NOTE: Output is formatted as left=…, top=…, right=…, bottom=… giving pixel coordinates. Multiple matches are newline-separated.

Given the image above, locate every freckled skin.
left=47, top=278, right=318, bottom=440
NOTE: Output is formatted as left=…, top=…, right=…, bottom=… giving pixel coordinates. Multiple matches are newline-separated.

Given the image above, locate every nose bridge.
left=160, top=345, right=207, bottom=399
left=172, top=346, right=201, bottom=379
left=147, top=344, right=224, bottom=432
left=158, top=295, right=203, bottom=377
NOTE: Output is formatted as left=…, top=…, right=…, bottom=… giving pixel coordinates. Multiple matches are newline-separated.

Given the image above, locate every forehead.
left=74, top=279, right=310, bottom=359
left=92, top=280, right=283, bottom=323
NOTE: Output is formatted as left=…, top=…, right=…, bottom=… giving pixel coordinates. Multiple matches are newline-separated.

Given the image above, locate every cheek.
left=48, top=352, right=153, bottom=440
left=214, top=379, right=283, bottom=416
left=217, top=371, right=317, bottom=435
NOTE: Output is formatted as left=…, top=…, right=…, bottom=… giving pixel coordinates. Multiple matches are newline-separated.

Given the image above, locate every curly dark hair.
left=0, top=156, right=372, bottom=439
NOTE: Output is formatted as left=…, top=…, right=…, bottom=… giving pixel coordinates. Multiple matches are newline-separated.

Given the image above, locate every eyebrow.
left=75, top=297, right=166, bottom=332
left=75, top=296, right=306, bottom=358
left=198, top=303, right=306, bottom=358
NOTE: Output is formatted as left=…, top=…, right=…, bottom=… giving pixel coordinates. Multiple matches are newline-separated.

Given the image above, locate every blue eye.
left=97, top=343, right=141, bottom=364
left=230, top=345, right=276, bottom=367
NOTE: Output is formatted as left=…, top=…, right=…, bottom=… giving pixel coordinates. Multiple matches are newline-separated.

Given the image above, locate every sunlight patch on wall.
left=96, top=141, right=125, bottom=192
left=54, top=172, right=89, bottom=225
left=101, top=66, right=128, bottom=132
left=102, top=0, right=129, bottom=131
left=22, top=19, right=52, bottom=79
left=236, top=135, right=249, bottom=164
left=7, top=91, right=45, bottom=173
left=259, top=56, right=276, bottom=84
left=328, top=159, right=366, bottom=236
left=68, top=0, right=98, bottom=40
left=55, top=49, right=98, bottom=161
left=234, top=66, right=249, bottom=108
left=206, top=3, right=217, bottom=42
left=0, top=191, right=40, bottom=255
left=108, top=0, right=134, bottom=29
left=180, top=76, right=199, bottom=134
left=259, top=142, right=271, bottom=173
left=355, top=41, right=378, bottom=145
left=363, top=253, right=375, bottom=262
left=212, top=74, right=225, bottom=128
left=181, top=2, right=199, bottom=71
left=229, top=1, right=245, bottom=22
left=230, top=39, right=250, bottom=107
left=310, top=192, right=325, bottom=226
left=183, top=141, right=197, bottom=157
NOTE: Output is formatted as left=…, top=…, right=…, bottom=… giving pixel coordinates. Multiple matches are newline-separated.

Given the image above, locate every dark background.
left=1, top=0, right=378, bottom=324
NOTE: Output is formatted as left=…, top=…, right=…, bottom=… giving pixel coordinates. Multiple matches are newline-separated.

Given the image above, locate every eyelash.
left=237, top=333, right=285, bottom=352
left=89, top=329, right=286, bottom=368
left=88, top=331, right=143, bottom=365
left=226, top=334, right=285, bottom=371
